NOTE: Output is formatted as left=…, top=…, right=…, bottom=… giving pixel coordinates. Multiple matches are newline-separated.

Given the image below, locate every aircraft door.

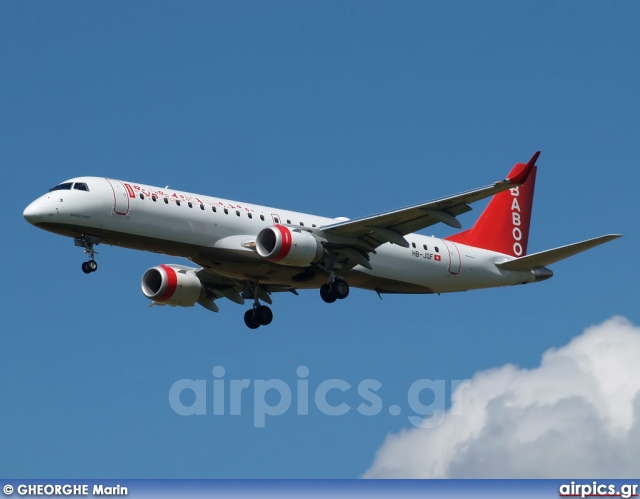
left=442, top=240, right=461, bottom=275
left=106, top=179, right=131, bottom=215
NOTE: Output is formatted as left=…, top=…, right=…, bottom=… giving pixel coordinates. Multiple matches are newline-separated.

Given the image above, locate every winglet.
left=507, top=151, right=540, bottom=185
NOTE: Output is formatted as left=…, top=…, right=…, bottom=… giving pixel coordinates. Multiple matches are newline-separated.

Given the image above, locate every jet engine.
left=141, top=264, right=203, bottom=307
left=255, top=225, right=324, bottom=267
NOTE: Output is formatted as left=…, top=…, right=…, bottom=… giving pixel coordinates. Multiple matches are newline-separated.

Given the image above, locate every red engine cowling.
left=141, top=264, right=203, bottom=307
left=256, top=225, right=324, bottom=267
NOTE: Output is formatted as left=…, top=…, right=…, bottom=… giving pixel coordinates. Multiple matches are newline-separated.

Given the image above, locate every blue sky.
left=1, top=1, right=639, bottom=478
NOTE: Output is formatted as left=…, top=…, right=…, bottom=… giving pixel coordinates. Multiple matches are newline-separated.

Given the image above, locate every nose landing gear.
left=75, top=235, right=100, bottom=274
left=81, top=260, right=98, bottom=274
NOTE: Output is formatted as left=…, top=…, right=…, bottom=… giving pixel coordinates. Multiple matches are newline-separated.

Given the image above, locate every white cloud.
left=364, top=316, right=640, bottom=478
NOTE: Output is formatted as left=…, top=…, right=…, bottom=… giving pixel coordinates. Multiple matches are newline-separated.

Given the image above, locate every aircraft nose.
left=23, top=199, right=48, bottom=224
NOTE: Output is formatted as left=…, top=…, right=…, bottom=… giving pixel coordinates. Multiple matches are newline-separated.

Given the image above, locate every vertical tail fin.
left=445, top=153, right=539, bottom=257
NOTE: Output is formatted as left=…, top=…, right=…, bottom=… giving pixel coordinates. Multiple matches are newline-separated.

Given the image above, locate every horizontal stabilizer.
left=495, top=234, right=621, bottom=271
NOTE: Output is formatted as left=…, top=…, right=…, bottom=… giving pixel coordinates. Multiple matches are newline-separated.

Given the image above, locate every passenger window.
left=248, top=213, right=253, bottom=219
left=212, top=206, right=217, bottom=213
left=236, top=210, right=240, bottom=216
left=139, top=193, right=144, bottom=200
left=188, top=202, right=193, bottom=208
left=224, top=208, right=228, bottom=215
left=260, top=215, right=265, bottom=221
left=152, top=196, right=157, bottom=202
left=435, top=246, right=439, bottom=252
left=300, top=222, right=304, bottom=226
left=73, top=183, right=89, bottom=192
left=423, top=244, right=427, bottom=250
left=287, top=219, right=291, bottom=224
left=411, top=242, right=416, bottom=248
left=274, top=217, right=279, bottom=223
left=164, top=198, right=169, bottom=204
left=200, top=204, right=204, bottom=210
left=176, top=200, right=181, bottom=207
left=312, top=224, right=316, bottom=228
left=48, top=182, right=73, bottom=192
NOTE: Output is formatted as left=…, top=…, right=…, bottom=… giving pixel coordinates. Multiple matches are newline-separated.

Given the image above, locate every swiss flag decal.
left=434, top=254, right=441, bottom=261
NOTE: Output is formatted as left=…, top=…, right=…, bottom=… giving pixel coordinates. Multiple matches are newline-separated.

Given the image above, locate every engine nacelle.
left=255, top=225, right=324, bottom=267
left=141, top=264, right=203, bottom=307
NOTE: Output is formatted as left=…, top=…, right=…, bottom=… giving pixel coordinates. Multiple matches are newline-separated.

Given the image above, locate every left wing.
left=318, top=152, right=539, bottom=252
left=194, top=265, right=296, bottom=311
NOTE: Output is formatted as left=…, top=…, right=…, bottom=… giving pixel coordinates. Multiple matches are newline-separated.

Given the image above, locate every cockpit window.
left=48, top=182, right=73, bottom=192
left=74, top=182, right=90, bottom=192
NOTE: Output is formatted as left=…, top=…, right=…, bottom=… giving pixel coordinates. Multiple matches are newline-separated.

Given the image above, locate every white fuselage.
left=24, top=176, right=535, bottom=294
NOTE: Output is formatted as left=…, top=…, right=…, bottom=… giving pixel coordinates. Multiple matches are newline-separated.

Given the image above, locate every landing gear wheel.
left=82, top=260, right=98, bottom=274
left=244, top=309, right=261, bottom=329
left=75, top=236, right=100, bottom=273
left=256, top=305, right=273, bottom=326
left=332, top=279, right=349, bottom=299
left=320, top=283, right=337, bottom=303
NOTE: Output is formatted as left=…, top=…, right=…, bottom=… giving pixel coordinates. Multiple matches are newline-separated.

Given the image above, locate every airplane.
left=23, top=152, right=620, bottom=329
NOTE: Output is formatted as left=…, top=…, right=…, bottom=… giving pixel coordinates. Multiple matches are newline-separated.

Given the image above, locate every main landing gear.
left=75, top=235, right=100, bottom=274
left=320, top=278, right=349, bottom=303
left=244, top=305, right=273, bottom=330
left=243, top=282, right=273, bottom=330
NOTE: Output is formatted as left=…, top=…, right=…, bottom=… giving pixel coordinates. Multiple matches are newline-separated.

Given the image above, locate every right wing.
left=317, top=152, right=539, bottom=253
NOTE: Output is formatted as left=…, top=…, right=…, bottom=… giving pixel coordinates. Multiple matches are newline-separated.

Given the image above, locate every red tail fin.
left=445, top=156, right=538, bottom=257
